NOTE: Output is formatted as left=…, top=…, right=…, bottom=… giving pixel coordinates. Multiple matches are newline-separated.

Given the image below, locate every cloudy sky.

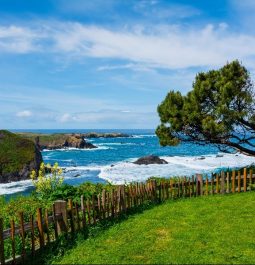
left=1, top=0, right=255, bottom=129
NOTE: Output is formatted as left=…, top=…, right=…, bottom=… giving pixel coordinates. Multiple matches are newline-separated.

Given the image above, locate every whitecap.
left=0, top=179, right=33, bottom=195
left=132, top=134, right=156, bottom=138
left=42, top=146, right=113, bottom=152
left=96, top=142, right=138, bottom=146
left=98, top=153, right=255, bottom=184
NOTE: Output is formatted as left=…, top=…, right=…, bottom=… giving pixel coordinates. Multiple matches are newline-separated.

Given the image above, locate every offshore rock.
left=133, top=155, right=168, bottom=165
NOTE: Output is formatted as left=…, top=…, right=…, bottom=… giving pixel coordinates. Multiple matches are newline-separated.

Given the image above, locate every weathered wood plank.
left=0, top=218, right=5, bottom=265
left=232, top=170, right=236, bottom=193
left=10, top=220, right=16, bottom=264
left=37, top=208, right=45, bottom=248
left=19, top=212, right=26, bottom=262
left=244, top=168, right=247, bottom=192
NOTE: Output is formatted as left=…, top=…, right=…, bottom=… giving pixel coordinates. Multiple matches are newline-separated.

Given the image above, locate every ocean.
left=1, top=129, right=255, bottom=198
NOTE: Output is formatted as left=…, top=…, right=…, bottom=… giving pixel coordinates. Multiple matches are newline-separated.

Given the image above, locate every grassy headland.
left=0, top=130, right=42, bottom=182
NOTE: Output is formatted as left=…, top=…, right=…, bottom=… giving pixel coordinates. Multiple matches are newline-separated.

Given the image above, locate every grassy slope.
left=16, top=132, right=67, bottom=146
left=0, top=130, right=35, bottom=174
left=53, top=192, right=255, bottom=264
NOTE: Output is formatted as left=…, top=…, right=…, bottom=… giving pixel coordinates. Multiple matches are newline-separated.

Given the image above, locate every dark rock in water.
left=133, top=155, right=168, bottom=165
left=0, top=130, right=42, bottom=183
left=111, top=165, right=114, bottom=167
left=216, top=154, right=224, bottom=158
left=73, top=174, right=80, bottom=178
left=197, top=156, right=206, bottom=160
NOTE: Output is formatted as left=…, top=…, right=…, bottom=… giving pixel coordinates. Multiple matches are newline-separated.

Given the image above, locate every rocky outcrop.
left=17, top=132, right=130, bottom=150
left=35, top=135, right=97, bottom=150
left=0, top=130, right=42, bottom=183
left=133, top=155, right=168, bottom=165
left=83, top=132, right=130, bottom=138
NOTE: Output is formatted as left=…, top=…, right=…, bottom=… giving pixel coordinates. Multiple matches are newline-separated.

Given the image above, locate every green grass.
left=52, top=192, right=255, bottom=264
left=16, top=132, right=68, bottom=146
left=0, top=130, right=36, bottom=175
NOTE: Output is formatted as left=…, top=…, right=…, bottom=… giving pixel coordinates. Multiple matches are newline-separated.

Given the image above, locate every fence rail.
left=0, top=168, right=255, bottom=264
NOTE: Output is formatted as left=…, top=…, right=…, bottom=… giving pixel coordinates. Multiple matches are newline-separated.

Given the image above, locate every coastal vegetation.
left=0, top=165, right=254, bottom=264
left=156, top=60, right=255, bottom=156
left=0, top=130, right=42, bottom=183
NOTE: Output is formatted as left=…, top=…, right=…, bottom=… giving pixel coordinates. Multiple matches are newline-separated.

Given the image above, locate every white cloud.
left=1, top=21, right=255, bottom=70
left=16, top=110, right=32, bottom=118
left=59, top=113, right=72, bottom=123
left=0, top=25, right=44, bottom=53
left=57, top=109, right=157, bottom=128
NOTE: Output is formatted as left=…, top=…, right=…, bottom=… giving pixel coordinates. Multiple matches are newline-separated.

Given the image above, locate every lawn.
left=51, top=191, right=255, bottom=264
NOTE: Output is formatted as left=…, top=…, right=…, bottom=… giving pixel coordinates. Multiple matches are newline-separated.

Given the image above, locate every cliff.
left=16, top=132, right=130, bottom=150
left=0, top=130, right=42, bottom=183
left=17, top=133, right=97, bottom=150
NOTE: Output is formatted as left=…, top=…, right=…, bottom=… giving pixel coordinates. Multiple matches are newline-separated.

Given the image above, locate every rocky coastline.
left=0, top=131, right=130, bottom=183
left=0, top=130, right=42, bottom=183
left=17, top=132, right=130, bottom=150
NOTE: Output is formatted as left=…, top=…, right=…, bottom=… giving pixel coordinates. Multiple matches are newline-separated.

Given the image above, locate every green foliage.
left=48, top=181, right=114, bottom=204
left=0, top=195, right=50, bottom=228
left=156, top=60, right=255, bottom=155
left=16, top=132, right=69, bottom=146
left=0, top=130, right=36, bottom=175
left=31, top=162, right=64, bottom=200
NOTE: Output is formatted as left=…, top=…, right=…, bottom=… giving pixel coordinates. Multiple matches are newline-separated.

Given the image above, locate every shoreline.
left=1, top=152, right=254, bottom=197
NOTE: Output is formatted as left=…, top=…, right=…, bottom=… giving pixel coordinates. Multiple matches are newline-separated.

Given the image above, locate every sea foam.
left=98, top=153, right=255, bottom=184
left=1, top=153, right=254, bottom=195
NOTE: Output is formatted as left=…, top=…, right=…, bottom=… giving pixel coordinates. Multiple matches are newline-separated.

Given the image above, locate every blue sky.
left=0, top=0, right=255, bottom=129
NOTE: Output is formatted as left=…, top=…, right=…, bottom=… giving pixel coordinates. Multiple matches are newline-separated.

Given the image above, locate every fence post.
left=19, top=211, right=26, bottom=261
left=37, top=208, right=45, bottom=248
left=238, top=171, right=241, bottom=193
left=192, top=176, right=195, bottom=196
left=68, top=199, right=75, bottom=232
left=75, top=203, right=81, bottom=230
left=211, top=174, right=214, bottom=195
left=0, top=218, right=5, bottom=265
left=54, top=200, right=68, bottom=235
left=232, top=170, right=236, bottom=193
left=10, top=219, right=16, bottom=263
left=249, top=169, right=252, bottom=190
left=45, top=209, right=50, bottom=243
left=121, top=185, right=126, bottom=213
left=86, top=199, right=91, bottom=224
left=81, top=195, right=87, bottom=227
left=221, top=171, right=225, bottom=194
left=226, top=172, right=230, bottom=193
left=102, top=190, right=106, bottom=219
left=244, top=168, right=247, bottom=192
left=30, top=215, right=35, bottom=257
left=216, top=174, right=219, bottom=193
left=196, top=174, right=203, bottom=196
left=205, top=176, right=208, bottom=195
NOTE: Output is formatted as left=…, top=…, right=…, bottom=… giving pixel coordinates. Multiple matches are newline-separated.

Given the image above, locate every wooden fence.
left=0, top=167, right=255, bottom=264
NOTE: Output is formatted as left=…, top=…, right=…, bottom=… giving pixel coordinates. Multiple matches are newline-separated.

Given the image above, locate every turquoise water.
left=2, top=129, right=255, bottom=198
